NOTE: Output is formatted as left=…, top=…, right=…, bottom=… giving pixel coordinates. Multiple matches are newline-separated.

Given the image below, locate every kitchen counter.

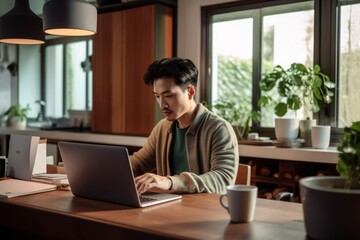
left=0, top=127, right=148, bottom=148
left=0, top=127, right=339, bottom=164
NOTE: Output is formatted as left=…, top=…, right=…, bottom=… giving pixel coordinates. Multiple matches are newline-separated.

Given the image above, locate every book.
left=32, top=173, right=69, bottom=186
left=0, top=178, right=57, bottom=199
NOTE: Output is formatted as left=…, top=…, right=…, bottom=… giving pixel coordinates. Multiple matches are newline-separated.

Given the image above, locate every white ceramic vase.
left=300, top=176, right=360, bottom=240
left=275, top=118, right=299, bottom=141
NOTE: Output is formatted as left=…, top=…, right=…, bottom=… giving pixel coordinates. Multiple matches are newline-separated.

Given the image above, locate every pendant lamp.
left=0, top=0, right=45, bottom=45
left=43, top=0, right=97, bottom=36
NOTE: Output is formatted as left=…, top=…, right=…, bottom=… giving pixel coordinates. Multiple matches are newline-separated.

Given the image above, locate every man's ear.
left=188, top=85, right=196, bottom=99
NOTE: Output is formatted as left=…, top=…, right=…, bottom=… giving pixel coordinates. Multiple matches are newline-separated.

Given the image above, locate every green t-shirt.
left=170, top=124, right=189, bottom=175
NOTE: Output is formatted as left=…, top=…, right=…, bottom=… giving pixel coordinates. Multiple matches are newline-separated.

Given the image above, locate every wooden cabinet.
left=92, top=4, right=173, bottom=135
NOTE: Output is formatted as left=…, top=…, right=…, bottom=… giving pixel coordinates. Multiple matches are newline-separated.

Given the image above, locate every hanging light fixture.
left=43, top=0, right=97, bottom=37
left=0, top=0, right=45, bottom=45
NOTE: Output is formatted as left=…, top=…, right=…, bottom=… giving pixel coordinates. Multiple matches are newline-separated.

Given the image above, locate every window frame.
left=201, top=0, right=343, bottom=142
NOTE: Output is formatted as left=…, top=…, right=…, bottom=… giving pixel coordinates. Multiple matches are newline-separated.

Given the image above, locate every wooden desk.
left=0, top=190, right=306, bottom=239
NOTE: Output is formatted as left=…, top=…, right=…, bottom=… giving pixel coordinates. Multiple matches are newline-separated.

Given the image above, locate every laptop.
left=58, top=141, right=181, bottom=207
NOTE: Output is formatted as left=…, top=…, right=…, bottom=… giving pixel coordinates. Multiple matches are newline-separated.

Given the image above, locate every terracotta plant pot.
left=299, top=176, right=360, bottom=239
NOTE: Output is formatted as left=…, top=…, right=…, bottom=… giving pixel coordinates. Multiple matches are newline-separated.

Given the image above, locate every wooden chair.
left=235, top=163, right=251, bottom=186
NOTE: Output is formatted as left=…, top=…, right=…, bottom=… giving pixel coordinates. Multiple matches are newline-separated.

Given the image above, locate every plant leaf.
left=274, top=102, right=287, bottom=117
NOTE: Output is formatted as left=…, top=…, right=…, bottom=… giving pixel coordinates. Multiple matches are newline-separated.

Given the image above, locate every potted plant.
left=299, top=121, right=360, bottom=239
left=258, top=63, right=335, bottom=145
left=203, top=99, right=260, bottom=140
left=4, top=104, right=30, bottom=129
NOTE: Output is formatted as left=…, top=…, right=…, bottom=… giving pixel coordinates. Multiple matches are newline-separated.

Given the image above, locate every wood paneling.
left=92, top=4, right=173, bottom=135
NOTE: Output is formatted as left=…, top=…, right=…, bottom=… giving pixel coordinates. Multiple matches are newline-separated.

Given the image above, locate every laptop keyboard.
left=140, top=196, right=156, bottom=203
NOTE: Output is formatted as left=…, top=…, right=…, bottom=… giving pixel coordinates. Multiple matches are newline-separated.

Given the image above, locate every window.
left=211, top=11, right=254, bottom=122
left=203, top=0, right=360, bottom=137
left=204, top=1, right=314, bottom=129
left=43, top=38, right=92, bottom=118
left=338, top=1, right=360, bottom=127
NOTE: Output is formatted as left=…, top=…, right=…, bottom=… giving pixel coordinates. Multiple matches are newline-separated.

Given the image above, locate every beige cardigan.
left=130, top=103, right=239, bottom=194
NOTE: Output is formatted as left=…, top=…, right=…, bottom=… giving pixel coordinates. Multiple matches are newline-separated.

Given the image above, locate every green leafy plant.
left=258, top=63, right=335, bottom=117
left=4, top=104, right=30, bottom=121
left=337, top=121, right=360, bottom=189
left=203, top=99, right=260, bottom=140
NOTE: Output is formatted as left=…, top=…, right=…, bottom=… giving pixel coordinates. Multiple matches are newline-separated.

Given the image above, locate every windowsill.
left=239, top=144, right=338, bottom=164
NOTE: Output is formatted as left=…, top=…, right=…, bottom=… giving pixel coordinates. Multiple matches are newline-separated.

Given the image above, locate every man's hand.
left=135, top=173, right=172, bottom=195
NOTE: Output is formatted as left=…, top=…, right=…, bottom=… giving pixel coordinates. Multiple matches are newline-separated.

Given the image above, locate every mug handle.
left=219, top=194, right=229, bottom=212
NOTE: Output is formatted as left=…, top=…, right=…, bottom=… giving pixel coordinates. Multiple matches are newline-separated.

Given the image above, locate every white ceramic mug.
left=219, top=185, right=257, bottom=223
left=275, top=118, right=299, bottom=141
left=311, top=125, right=331, bottom=149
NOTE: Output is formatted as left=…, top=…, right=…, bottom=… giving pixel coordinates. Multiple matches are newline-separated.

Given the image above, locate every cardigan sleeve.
left=130, top=126, right=158, bottom=176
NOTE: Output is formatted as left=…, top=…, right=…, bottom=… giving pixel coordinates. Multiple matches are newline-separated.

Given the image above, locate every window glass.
left=261, top=7, right=314, bottom=126
left=338, top=2, right=360, bottom=127
left=211, top=16, right=253, bottom=114
left=66, top=41, right=87, bottom=111
left=209, top=1, right=314, bottom=128
left=87, top=40, right=93, bottom=110
left=45, top=45, right=64, bottom=118
left=44, top=39, right=92, bottom=118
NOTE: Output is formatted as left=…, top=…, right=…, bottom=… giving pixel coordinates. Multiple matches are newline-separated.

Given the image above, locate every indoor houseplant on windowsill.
left=258, top=63, right=335, bottom=145
left=4, top=104, right=30, bottom=129
left=299, top=121, right=360, bottom=239
left=203, top=99, right=260, bottom=141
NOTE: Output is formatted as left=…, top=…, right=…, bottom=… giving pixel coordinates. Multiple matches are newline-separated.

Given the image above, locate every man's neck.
left=177, top=102, right=198, bottom=129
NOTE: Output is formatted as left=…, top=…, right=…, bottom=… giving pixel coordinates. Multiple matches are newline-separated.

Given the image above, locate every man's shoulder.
left=198, top=105, right=231, bottom=126
left=152, top=118, right=173, bottom=133
left=192, top=106, right=233, bottom=134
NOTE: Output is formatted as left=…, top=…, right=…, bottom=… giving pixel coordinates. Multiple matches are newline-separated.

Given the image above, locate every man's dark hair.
left=143, top=57, right=198, bottom=90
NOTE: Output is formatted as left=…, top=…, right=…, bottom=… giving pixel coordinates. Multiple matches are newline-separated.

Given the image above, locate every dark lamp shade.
left=0, top=0, right=45, bottom=45
left=43, top=0, right=97, bottom=37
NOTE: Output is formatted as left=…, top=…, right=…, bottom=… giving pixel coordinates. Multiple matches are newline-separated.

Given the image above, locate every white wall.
left=177, top=0, right=236, bottom=99
left=0, top=0, right=45, bottom=15
left=0, top=44, right=17, bottom=125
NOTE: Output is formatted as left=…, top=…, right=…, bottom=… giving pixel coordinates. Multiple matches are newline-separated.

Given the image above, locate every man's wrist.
left=166, top=176, right=173, bottom=190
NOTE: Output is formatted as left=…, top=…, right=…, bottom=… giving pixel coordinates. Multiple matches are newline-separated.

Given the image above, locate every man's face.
left=153, top=77, right=193, bottom=121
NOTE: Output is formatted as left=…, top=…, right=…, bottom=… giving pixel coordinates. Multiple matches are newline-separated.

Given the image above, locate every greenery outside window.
left=338, top=1, right=360, bottom=127
left=202, top=0, right=360, bottom=140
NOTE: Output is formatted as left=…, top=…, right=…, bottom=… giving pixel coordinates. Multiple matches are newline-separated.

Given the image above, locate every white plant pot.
left=275, top=118, right=299, bottom=141
left=299, top=176, right=360, bottom=240
left=6, top=116, right=27, bottom=129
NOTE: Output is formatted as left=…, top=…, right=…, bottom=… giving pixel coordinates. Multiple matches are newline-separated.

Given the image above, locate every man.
left=131, top=57, right=239, bottom=194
